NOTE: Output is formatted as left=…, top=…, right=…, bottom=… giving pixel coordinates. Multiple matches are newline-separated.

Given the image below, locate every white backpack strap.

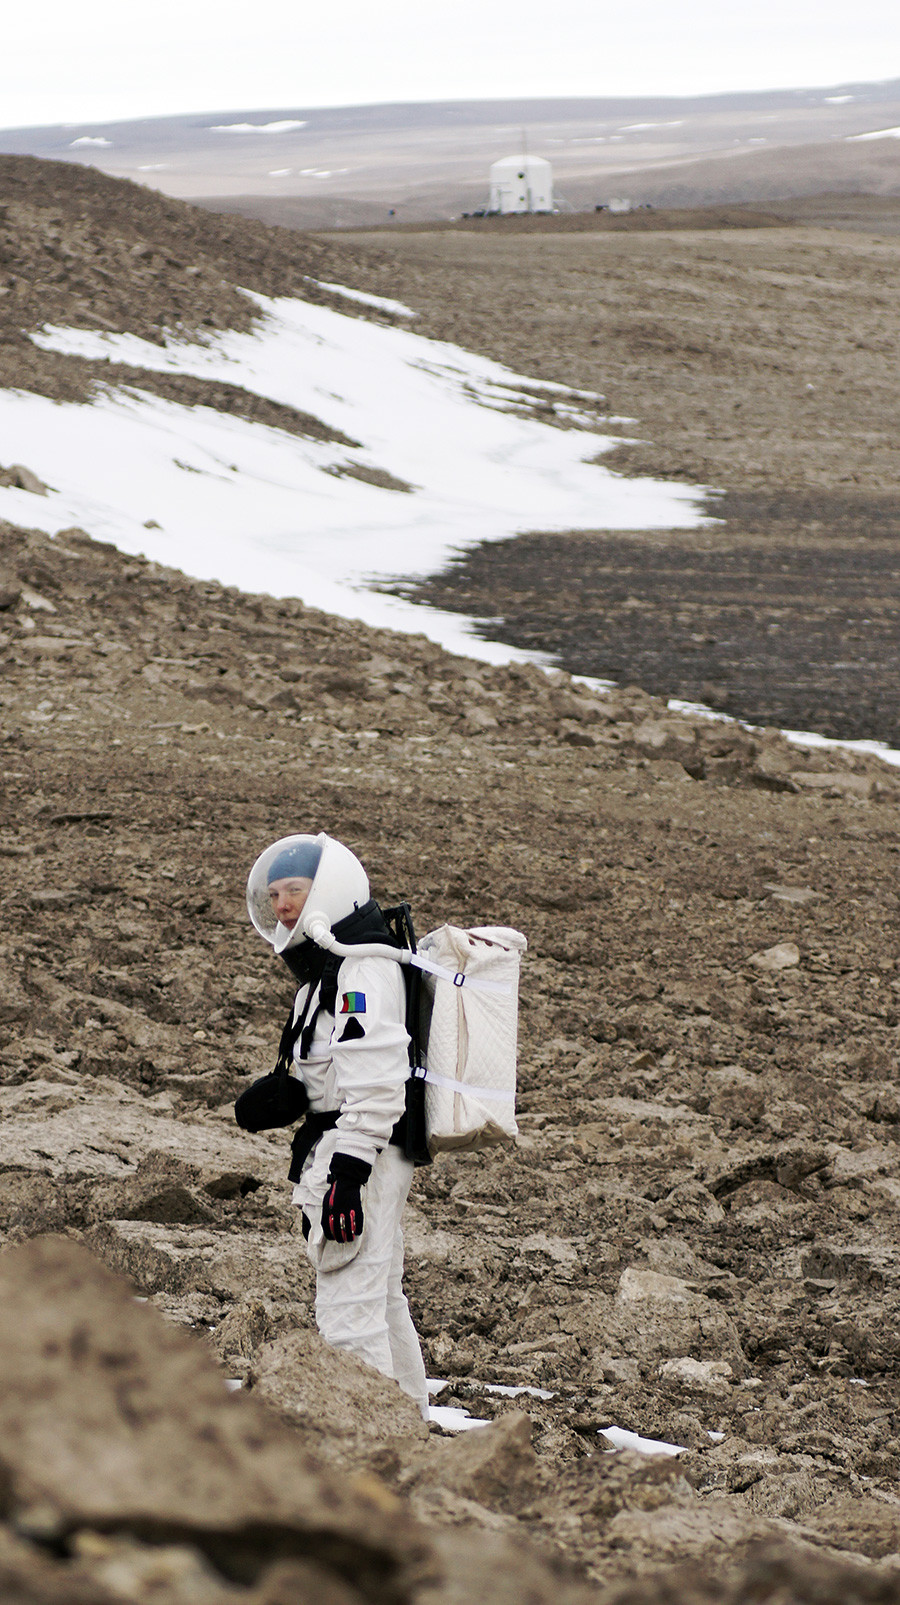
left=410, top=1064, right=515, bottom=1102
left=406, top=951, right=512, bottom=995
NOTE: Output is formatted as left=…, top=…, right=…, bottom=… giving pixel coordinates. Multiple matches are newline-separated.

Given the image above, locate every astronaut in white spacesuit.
left=240, top=832, right=428, bottom=1414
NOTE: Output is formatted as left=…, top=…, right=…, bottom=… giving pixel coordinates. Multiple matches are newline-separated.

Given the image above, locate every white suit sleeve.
left=327, top=954, right=409, bottom=1167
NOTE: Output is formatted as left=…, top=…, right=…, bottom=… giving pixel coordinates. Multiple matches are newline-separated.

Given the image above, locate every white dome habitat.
left=488, top=154, right=553, bottom=213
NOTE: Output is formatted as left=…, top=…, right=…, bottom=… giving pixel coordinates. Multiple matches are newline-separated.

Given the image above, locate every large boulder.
left=417, top=1411, right=540, bottom=1516
left=0, top=1236, right=431, bottom=1601
left=0, top=1237, right=603, bottom=1605
left=597, top=1267, right=745, bottom=1373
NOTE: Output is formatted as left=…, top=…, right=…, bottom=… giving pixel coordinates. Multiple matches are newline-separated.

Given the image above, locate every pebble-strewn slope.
left=2, top=516, right=900, bottom=1601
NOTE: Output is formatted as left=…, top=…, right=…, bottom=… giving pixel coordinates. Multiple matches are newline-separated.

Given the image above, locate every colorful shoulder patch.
left=340, top=991, right=366, bottom=1015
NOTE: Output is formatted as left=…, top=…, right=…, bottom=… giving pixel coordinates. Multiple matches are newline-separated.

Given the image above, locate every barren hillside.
left=1, top=157, right=900, bottom=1605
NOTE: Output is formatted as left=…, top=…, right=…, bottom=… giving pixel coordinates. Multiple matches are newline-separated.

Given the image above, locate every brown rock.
left=0, top=1527, right=124, bottom=1605
left=427, top=1411, right=539, bottom=1513
left=209, top=1297, right=273, bottom=1370
left=559, top=721, right=602, bottom=747
left=251, top=1328, right=429, bottom=1466
left=632, top=717, right=698, bottom=758
left=415, top=1527, right=598, bottom=1605
left=791, top=770, right=874, bottom=799
left=658, top=1357, right=734, bottom=1396
left=804, top=1493, right=900, bottom=1561
left=609, top=1267, right=745, bottom=1368
left=748, top=941, right=800, bottom=971
left=661, top=1182, right=727, bottom=1226
left=763, top=882, right=820, bottom=905
left=252, top=1557, right=375, bottom=1604
left=703, top=755, right=747, bottom=785
left=0, top=1236, right=431, bottom=1598
left=1, top=463, right=49, bottom=495
left=603, top=1536, right=900, bottom=1604
left=17, top=635, right=82, bottom=655
left=0, top=1081, right=282, bottom=1187
left=593, top=1353, right=642, bottom=1388
left=749, top=763, right=800, bottom=793
left=86, top=1218, right=303, bottom=1303
left=707, top=1067, right=766, bottom=1127
left=462, top=706, right=499, bottom=732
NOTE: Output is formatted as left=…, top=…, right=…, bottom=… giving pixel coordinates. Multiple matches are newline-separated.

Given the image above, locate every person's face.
left=268, top=876, right=313, bottom=931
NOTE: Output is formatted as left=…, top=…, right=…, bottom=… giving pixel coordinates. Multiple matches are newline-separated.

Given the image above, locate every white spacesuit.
left=244, top=832, right=428, bottom=1414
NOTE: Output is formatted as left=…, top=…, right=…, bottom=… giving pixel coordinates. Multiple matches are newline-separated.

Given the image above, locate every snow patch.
left=17, top=292, right=897, bottom=764
left=848, top=125, right=900, bottom=141
left=429, top=1404, right=491, bottom=1432
left=14, top=291, right=705, bottom=662
left=483, top=1382, right=555, bottom=1400
left=210, top=120, right=308, bottom=133
left=70, top=136, right=112, bottom=147
left=778, top=727, right=900, bottom=770
left=600, top=1425, right=688, bottom=1456
left=312, top=279, right=417, bottom=318
left=8, top=287, right=898, bottom=763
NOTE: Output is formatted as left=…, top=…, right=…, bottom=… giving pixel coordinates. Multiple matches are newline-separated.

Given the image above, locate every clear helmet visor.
left=247, top=834, right=324, bottom=951
left=247, top=832, right=370, bottom=954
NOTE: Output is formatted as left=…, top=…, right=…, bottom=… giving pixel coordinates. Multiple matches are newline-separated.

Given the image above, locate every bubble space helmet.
left=247, top=833, right=370, bottom=955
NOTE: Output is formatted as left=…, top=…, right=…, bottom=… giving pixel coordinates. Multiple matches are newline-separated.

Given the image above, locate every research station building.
left=488, top=154, right=553, bottom=214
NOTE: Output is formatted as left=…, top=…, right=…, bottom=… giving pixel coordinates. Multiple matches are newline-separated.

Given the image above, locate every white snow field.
left=4, top=291, right=898, bottom=765
left=0, top=287, right=708, bottom=663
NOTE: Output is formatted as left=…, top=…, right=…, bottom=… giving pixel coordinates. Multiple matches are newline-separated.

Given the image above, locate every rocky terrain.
left=2, top=155, right=900, bottom=1603
left=3, top=514, right=900, bottom=1602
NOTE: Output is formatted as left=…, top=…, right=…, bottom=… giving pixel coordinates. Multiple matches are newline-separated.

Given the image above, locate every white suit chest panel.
left=289, top=956, right=408, bottom=1115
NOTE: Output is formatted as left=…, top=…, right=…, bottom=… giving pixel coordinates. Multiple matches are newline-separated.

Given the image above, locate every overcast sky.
left=2, top=0, right=898, bottom=128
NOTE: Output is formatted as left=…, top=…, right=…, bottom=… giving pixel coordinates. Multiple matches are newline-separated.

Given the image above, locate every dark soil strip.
left=395, top=488, right=900, bottom=748
left=99, top=367, right=360, bottom=447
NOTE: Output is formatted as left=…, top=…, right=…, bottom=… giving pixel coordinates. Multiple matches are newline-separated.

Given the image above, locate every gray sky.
left=2, top=0, right=898, bottom=128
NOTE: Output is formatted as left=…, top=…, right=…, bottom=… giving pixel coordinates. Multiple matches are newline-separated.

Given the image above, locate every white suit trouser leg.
left=313, top=1145, right=428, bottom=1414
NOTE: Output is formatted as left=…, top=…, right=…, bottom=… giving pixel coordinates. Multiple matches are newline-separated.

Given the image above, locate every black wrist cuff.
left=329, top=1153, right=373, bottom=1185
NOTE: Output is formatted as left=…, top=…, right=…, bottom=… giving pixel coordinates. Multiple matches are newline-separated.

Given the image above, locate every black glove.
left=321, top=1153, right=372, bottom=1243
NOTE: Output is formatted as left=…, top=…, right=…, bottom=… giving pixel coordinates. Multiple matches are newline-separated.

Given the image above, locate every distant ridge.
left=4, top=79, right=900, bottom=137
left=2, top=80, right=899, bottom=221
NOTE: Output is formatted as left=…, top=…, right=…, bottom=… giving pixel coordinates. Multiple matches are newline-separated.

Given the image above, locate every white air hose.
left=303, top=918, right=511, bottom=993
left=302, top=916, right=404, bottom=963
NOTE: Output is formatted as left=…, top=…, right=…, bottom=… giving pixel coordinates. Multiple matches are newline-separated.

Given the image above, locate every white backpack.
left=300, top=908, right=526, bottom=1160
left=412, top=925, right=527, bottom=1156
